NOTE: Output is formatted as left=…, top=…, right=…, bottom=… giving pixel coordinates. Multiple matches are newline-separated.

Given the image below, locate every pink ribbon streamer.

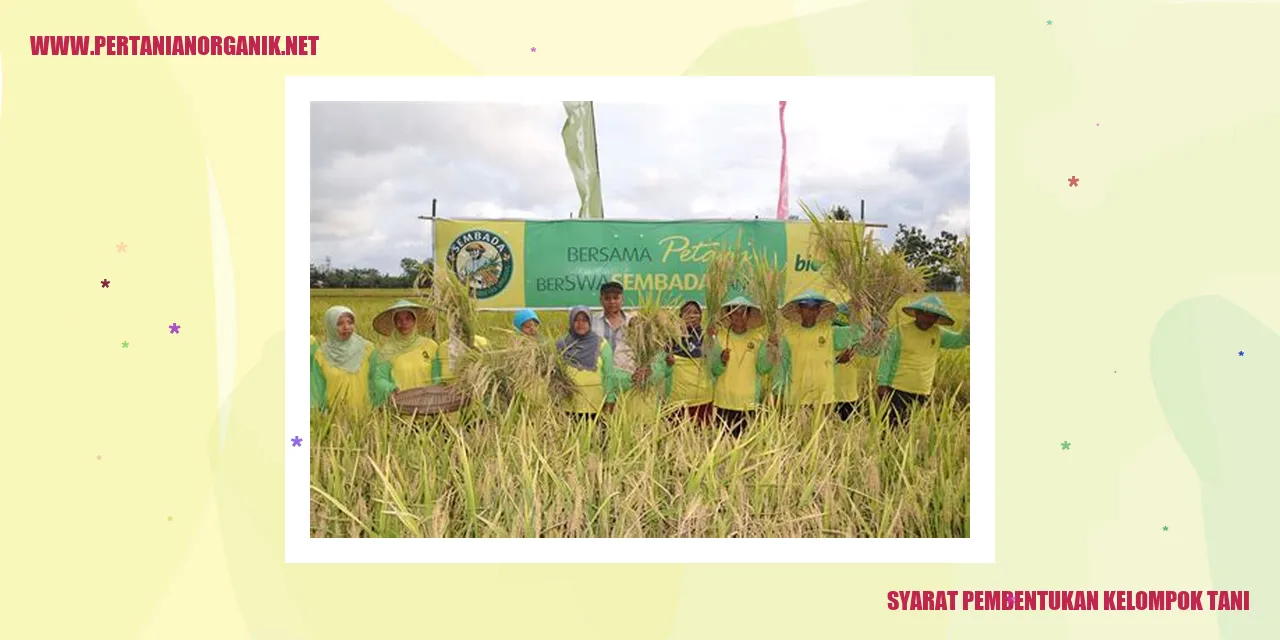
left=776, top=101, right=789, bottom=220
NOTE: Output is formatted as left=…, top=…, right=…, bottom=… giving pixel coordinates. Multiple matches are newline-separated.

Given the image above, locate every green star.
left=122, top=341, right=129, bottom=348
left=1046, top=20, right=1053, bottom=26
left=1163, top=526, right=1169, bottom=531
left=1060, top=440, right=1071, bottom=450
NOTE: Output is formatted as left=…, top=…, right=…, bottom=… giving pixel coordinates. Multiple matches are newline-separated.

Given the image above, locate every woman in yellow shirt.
left=557, top=305, right=622, bottom=421
left=651, top=300, right=714, bottom=424
left=310, top=306, right=396, bottom=414
left=372, top=299, right=438, bottom=391
left=708, top=295, right=777, bottom=436
left=876, top=295, right=969, bottom=426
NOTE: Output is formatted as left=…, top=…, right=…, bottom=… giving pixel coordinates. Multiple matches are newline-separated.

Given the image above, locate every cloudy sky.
left=311, top=98, right=970, bottom=274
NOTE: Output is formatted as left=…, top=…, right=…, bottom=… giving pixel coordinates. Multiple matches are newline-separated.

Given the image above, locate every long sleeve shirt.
left=310, top=342, right=396, bottom=413
left=708, top=327, right=775, bottom=412
left=876, top=323, right=970, bottom=396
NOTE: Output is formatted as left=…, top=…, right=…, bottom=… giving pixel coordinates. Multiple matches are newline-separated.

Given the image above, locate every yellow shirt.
left=711, top=328, right=772, bottom=412
left=313, top=342, right=376, bottom=413
left=780, top=323, right=836, bottom=406
left=567, top=341, right=610, bottom=414
left=436, top=335, right=491, bottom=383
left=664, top=355, right=714, bottom=408
left=834, top=359, right=861, bottom=403
left=877, top=323, right=970, bottom=396
left=384, top=338, right=439, bottom=390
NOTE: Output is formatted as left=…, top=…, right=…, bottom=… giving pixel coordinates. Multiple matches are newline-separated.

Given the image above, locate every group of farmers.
left=310, top=280, right=969, bottom=433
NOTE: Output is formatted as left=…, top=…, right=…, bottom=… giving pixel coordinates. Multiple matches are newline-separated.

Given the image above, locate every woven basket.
left=391, top=385, right=466, bottom=415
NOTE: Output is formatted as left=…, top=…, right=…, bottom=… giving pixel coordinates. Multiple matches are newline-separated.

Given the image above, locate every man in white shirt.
left=591, top=280, right=647, bottom=385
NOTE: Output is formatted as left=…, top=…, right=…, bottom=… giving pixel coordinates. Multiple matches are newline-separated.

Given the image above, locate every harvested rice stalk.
left=747, top=252, right=785, bottom=339
left=801, top=200, right=927, bottom=350
left=702, top=233, right=748, bottom=331
left=456, top=333, right=575, bottom=413
left=624, top=290, right=684, bottom=389
left=431, top=263, right=478, bottom=358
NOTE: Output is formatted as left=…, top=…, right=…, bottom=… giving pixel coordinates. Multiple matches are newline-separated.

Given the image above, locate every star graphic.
left=1061, top=440, right=1071, bottom=450
left=122, top=341, right=129, bottom=348
left=1046, top=20, right=1053, bottom=26
left=1239, top=351, right=1244, bottom=356
left=291, top=436, right=303, bottom=447
left=168, top=516, right=173, bottom=522
left=101, top=279, right=110, bottom=288
left=97, top=455, right=102, bottom=460
left=1068, top=176, right=1079, bottom=187
left=117, top=242, right=127, bottom=253
left=1162, top=526, right=1169, bottom=531
left=530, top=47, right=536, bottom=52
left=169, top=323, right=181, bottom=334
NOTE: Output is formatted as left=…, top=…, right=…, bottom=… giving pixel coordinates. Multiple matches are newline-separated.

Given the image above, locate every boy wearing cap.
left=876, top=295, right=970, bottom=425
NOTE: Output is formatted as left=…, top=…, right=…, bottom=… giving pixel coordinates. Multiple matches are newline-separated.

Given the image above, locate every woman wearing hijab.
left=310, top=306, right=397, bottom=413
left=558, top=305, right=622, bottom=420
left=650, top=300, right=714, bottom=424
left=372, top=300, right=438, bottom=391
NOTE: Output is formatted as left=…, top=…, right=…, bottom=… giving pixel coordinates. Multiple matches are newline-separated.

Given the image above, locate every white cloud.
left=311, top=100, right=970, bottom=272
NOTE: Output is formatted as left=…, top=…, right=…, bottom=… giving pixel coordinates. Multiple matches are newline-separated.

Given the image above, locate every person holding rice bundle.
left=371, top=300, right=439, bottom=391
left=513, top=308, right=541, bottom=338
left=708, top=294, right=778, bottom=436
left=592, top=280, right=649, bottom=389
left=876, top=294, right=970, bottom=426
left=650, top=300, right=714, bottom=424
left=775, top=291, right=878, bottom=413
left=435, top=331, right=491, bottom=384
left=310, top=305, right=397, bottom=413
left=832, top=303, right=870, bottom=421
left=559, top=305, right=624, bottom=420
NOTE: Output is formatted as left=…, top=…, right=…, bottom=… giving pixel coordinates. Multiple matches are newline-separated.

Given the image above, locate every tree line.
left=310, top=218, right=966, bottom=291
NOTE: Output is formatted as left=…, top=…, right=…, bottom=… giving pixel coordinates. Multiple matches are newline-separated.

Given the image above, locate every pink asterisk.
left=101, top=279, right=110, bottom=288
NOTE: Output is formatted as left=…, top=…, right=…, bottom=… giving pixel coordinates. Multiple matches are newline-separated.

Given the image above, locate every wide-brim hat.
left=901, top=295, right=955, bottom=326
left=719, top=295, right=764, bottom=329
left=373, top=299, right=430, bottom=336
left=781, top=290, right=837, bottom=324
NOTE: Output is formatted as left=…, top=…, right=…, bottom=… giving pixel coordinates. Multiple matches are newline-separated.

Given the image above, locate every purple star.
left=530, top=47, right=536, bottom=52
left=169, top=323, right=181, bottom=334
left=291, top=436, right=302, bottom=447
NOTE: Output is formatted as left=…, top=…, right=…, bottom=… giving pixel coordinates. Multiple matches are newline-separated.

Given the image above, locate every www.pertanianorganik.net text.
left=30, top=35, right=319, bottom=56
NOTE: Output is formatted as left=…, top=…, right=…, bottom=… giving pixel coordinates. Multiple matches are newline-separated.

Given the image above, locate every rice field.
left=309, top=289, right=971, bottom=538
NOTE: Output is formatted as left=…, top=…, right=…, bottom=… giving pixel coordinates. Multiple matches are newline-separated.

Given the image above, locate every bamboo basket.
left=390, top=385, right=466, bottom=415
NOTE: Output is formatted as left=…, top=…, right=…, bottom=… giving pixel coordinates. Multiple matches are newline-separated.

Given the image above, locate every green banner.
left=433, top=219, right=837, bottom=310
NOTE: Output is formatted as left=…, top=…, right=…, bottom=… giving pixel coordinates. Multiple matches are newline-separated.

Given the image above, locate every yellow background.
left=433, top=219, right=527, bottom=308
left=2, top=0, right=1276, bottom=638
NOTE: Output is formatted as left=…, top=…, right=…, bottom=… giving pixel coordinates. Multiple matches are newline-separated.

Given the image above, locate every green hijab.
left=322, top=306, right=370, bottom=373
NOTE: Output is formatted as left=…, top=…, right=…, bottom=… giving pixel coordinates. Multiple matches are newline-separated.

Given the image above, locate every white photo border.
left=285, top=76, right=995, bottom=563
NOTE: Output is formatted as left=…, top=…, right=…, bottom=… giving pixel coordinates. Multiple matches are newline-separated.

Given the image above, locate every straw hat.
left=373, top=299, right=430, bottom=336
left=720, top=295, right=764, bottom=329
left=781, top=290, right=837, bottom=324
left=901, top=295, right=956, bottom=326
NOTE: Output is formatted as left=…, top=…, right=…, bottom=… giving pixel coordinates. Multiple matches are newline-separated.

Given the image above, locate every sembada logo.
left=446, top=230, right=514, bottom=300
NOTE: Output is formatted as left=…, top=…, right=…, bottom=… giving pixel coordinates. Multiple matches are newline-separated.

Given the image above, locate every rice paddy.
left=309, top=289, right=971, bottom=538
